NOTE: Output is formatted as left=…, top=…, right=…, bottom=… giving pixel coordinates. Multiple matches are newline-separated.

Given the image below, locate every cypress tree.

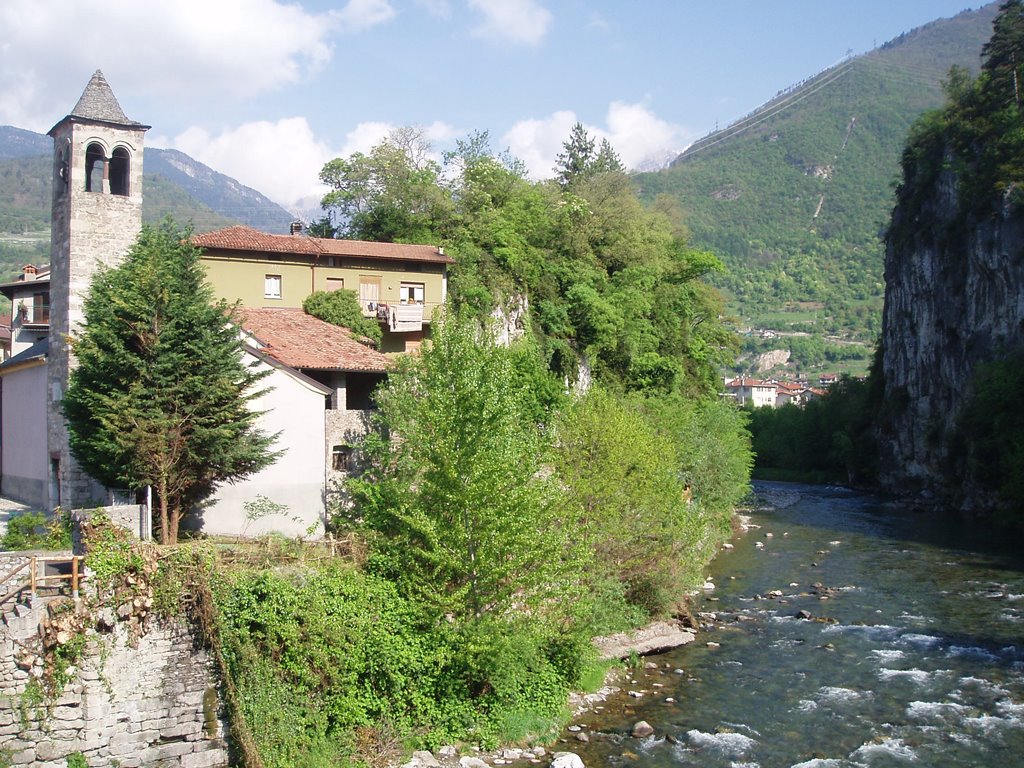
left=63, top=220, right=278, bottom=544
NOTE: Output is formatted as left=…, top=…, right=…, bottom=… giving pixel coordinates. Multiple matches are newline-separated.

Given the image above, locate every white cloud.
left=468, top=0, right=552, bottom=46
left=338, top=120, right=459, bottom=159
left=339, top=122, right=398, bottom=157
left=335, top=0, right=397, bottom=31
left=0, top=0, right=337, bottom=130
left=162, top=117, right=461, bottom=209
left=603, top=101, right=691, bottom=171
left=167, top=118, right=338, bottom=209
left=501, top=102, right=693, bottom=179
left=501, top=110, right=578, bottom=179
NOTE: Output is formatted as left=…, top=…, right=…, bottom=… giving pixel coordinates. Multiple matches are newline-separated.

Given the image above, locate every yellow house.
left=192, top=225, right=455, bottom=353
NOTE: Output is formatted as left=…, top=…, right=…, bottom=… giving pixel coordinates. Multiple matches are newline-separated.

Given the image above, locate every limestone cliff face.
left=878, top=147, right=1024, bottom=508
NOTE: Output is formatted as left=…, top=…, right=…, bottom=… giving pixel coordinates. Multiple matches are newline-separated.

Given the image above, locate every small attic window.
left=85, top=143, right=105, bottom=193
left=109, top=147, right=130, bottom=196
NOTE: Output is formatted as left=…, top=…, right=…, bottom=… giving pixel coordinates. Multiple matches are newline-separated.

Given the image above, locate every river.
left=561, top=482, right=1024, bottom=767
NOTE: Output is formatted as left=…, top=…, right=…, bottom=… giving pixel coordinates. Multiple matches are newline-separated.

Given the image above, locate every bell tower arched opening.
left=109, top=147, right=130, bottom=196
left=85, top=142, right=105, bottom=193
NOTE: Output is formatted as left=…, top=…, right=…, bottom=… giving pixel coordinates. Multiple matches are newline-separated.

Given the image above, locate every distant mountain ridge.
left=0, top=126, right=296, bottom=236
left=635, top=3, right=1000, bottom=358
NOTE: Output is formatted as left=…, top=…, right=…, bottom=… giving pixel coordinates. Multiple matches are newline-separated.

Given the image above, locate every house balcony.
left=361, top=301, right=440, bottom=332
left=16, top=304, right=50, bottom=329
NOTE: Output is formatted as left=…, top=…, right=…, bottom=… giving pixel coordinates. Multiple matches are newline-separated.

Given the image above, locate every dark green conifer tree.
left=63, top=220, right=278, bottom=544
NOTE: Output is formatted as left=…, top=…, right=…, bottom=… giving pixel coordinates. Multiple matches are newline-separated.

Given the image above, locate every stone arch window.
left=85, top=142, right=105, bottom=193
left=109, top=147, right=130, bottom=196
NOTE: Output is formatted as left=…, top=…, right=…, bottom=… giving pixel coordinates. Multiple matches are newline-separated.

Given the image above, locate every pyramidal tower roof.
left=50, top=70, right=149, bottom=134
left=70, top=70, right=140, bottom=125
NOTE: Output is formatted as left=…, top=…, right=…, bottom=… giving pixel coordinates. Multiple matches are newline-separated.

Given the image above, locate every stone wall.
left=326, top=408, right=372, bottom=491
left=0, top=603, right=228, bottom=768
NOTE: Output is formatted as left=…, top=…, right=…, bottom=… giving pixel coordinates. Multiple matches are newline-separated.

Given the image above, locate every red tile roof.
left=234, top=307, right=392, bottom=373
left=192, top=225, right=455, bottom=264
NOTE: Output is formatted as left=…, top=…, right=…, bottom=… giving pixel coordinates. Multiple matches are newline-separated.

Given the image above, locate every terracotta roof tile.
left=192, top=226, right=322, bottom=256
left=234, top=307, right=392, bottom=373
left=192, top=225, right=455, bottom=264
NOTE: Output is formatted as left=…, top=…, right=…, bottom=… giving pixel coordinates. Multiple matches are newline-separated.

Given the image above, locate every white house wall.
left=198, top=358, right=327, bottom=538
left=1, top=363, right=49, bottom=506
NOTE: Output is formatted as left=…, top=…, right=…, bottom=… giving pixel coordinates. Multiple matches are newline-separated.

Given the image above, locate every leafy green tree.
left=554, top=125, right=625, bottom=188
left=746, top=375, right=877, bottom=484
left=317, top=126, right=738, bottom=398
left=652, top=396, right=754, bottom=521
left=956, top=354, right=1024, bottom=522
left=63, top=220, right=278, bottom=544
left=302, top=288, right=382, bottom=346
left=554, top=388, right=698, bottom=618
left=344, top=310, right=581, bottom=623
left=319, top=126, right=453, bottom=242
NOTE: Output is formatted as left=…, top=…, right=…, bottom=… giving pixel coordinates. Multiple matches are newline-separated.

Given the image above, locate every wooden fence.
left=0, top=554, right=84, bottom=607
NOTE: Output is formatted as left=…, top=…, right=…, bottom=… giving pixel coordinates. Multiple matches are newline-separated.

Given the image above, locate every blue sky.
left=0, top=0, right=988, bottom=212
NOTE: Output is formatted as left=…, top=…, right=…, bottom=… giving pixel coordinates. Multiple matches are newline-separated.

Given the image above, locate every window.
left=326, top=277, right=344, bottom=292
left=359, top=276, right=381, bottom=312
left=264, top=274, right=282, bottom=299
left=32, top=292, right=49, bottom=324
left=331, top=445, right=357, bottom=472
left=400, top=282, right=425, bottom=304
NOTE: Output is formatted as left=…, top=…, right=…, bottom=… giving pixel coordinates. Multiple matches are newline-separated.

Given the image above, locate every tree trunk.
left=159, top=486, right=170, bottom=546
left=169, top=501, right=181, bottom=545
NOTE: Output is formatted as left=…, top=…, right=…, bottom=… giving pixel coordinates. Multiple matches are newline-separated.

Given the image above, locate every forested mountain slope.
left=635, top=4, right=999, bottom=369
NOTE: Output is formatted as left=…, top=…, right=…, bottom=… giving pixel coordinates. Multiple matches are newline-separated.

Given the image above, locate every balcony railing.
left=361, top=301, right=440, bottom=329
left=17, top=304, right=50, bottom=325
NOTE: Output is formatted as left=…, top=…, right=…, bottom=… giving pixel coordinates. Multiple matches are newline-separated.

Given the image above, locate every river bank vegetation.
left=183, top=128, right=754, bottom=766
left=181, top=313, right=750, bottom=766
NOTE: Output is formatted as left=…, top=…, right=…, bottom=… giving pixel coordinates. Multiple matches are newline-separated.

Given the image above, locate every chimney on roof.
left=23, top=264, right=37, bottom=280
left=437, top=246, right=444, bottom=256
left=290, top=220, right=303, bottom=236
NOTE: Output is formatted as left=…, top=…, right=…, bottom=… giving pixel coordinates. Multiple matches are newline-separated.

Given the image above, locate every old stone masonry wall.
left=1, top=596, right=229, bottom=768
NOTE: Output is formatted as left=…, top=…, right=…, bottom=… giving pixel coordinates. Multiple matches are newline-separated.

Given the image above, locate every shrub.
left=303, top=289, right=383, bottom=347
left=0, top=509, right=72, bottom=551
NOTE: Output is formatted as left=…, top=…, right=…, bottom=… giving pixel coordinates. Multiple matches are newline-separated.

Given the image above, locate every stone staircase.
left=1, top=554, right=58, bottom=642
left=2, top=594, right=45, bottom=641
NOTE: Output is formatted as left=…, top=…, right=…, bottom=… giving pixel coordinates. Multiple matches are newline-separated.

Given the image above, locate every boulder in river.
left=550, top=752, right=585, bottom=768
left=631, top=720, right=655, bottom=738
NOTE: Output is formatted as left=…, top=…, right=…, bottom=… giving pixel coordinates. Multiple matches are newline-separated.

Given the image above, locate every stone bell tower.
left=46, top=70, right=150, bottom=510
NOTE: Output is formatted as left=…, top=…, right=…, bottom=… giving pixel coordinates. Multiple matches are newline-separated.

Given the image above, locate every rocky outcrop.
left=877, top=146, right=1024, bottom=508
left=592, top=620, right=695, bottom=660
left=753, top=349, right=790, bottom=373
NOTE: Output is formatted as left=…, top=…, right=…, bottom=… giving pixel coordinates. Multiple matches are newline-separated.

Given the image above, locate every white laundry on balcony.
left=388, top=303, right=424, bottom=333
